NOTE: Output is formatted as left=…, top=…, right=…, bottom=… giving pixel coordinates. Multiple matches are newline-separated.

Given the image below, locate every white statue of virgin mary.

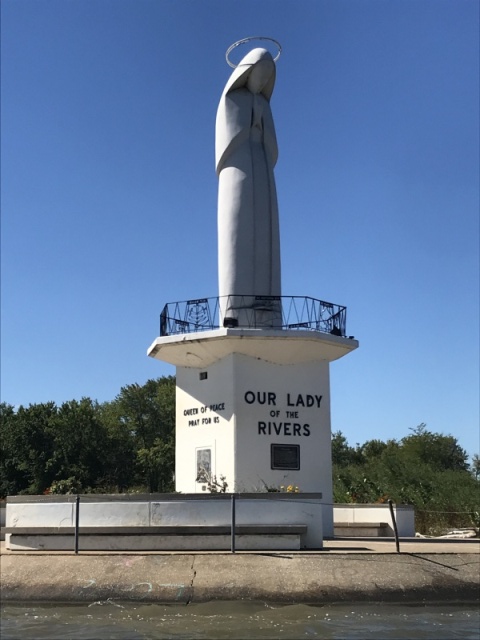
left=216, top=47, right=281, bottom=328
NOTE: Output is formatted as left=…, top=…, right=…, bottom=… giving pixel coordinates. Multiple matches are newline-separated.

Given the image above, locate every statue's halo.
left=226, top=37, right=282, bottom=68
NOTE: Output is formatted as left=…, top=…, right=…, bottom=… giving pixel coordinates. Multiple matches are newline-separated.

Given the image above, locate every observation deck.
left=158, top=295, right=351, bottom=338
left=148, top=296, right=358, bottom=368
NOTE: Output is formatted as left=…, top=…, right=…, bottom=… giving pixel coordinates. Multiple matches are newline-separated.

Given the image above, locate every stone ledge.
left=334, top=522, right=390, bottom=537
left=334, top=522, right=388, bottom=528
left=6, top=493, right=322, bottom=503
left=2, top=525, right=307, bottom=536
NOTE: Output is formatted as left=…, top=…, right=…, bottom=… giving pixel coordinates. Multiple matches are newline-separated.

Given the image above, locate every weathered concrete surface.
left=1, top=553, right=195, bottom=603
left=191, top=553, right=480, bottom=603
left=1, top=546, right=479, bottom=604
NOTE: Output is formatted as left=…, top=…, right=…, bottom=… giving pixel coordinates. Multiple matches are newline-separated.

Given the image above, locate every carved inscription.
left=244, top=390, right=322, bottom=438
left=183, top=402, right=226, bottom=427
left=181, top=389, right=322, bottom=438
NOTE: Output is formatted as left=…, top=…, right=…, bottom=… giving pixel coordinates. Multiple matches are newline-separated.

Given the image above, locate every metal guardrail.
left=160, top=295, right=349, bottom=337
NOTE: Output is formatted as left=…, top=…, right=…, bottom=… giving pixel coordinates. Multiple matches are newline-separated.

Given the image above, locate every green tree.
left=97, top=400, right=137, bottom=491
left=136, top=437, right=175, bottom=492
left=331, top=426, right=479, bottom=534
left=113, top=376, right=176, bottom=491
left=46, top=398, right=109, bottom=492
left=1, top=402, right=58, bottom=495
left=359, top=438, right=389, bottom=461
left=116, top=377, right=175, bottom=449
left=401, top=423, right=469, bottom=472
left=0, top=402, right=22, bottom=496
left=0, top=377, right=177, bottom=497
left=331, top=431, right=361, bottom=466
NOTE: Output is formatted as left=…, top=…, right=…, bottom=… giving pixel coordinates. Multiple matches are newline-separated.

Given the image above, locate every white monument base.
left=148, top=328, right=358, bottom=537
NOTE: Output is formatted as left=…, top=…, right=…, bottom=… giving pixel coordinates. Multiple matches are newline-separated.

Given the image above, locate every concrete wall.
left=5, top=497, right=415, bottom=548
left=5, top=494, right=324, bottom=549
left=333, top=504, right=415, bottom=537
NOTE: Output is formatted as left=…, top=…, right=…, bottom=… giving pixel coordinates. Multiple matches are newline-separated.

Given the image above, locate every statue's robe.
left=216, top=49, right=281, bottom=327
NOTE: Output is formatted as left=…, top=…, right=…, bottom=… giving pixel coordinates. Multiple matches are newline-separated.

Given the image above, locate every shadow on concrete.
left=404, top=553, right=460, bottom=571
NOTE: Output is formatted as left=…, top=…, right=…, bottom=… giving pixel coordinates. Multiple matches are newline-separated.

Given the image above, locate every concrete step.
left=334, top=522, right=390, bottom=537
left=3, top=524, right=308, bottom=551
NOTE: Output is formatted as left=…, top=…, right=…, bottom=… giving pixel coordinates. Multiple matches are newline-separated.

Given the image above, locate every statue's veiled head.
left=224, top=48, right=276, bottom=101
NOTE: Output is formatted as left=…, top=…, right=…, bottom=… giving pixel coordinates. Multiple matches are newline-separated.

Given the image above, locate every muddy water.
left=1, top=600, right=479, bottom=639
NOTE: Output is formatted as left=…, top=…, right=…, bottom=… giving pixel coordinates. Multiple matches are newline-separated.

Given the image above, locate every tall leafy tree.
left=47, top=398, right=108, bottom=491
left=3, top=402, right=58, bottom=495
left=116, top=377, right=174, bottom=449
left=0, top=402, right=22, bottom=496
left=113, top=376, right=176, bottom=491
left=97, top=400, right=137, bottom=491
left=401, top=423, right=469, bottom=472
left=331, top=431, right=361, bottom=466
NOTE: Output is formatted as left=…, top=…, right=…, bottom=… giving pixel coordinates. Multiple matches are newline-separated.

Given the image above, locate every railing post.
left=74, top=494, right=80, bottom=554
left=231, top=493, right=236, bottom=554
left=388, top=499, right=400, bottom=553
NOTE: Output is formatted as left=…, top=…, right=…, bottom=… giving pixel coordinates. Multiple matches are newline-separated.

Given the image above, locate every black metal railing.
left=159, top=295, right=348, bottom=337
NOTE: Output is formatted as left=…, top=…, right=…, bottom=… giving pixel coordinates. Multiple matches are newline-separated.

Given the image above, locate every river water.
left=1, top=601, right=479, bottom=639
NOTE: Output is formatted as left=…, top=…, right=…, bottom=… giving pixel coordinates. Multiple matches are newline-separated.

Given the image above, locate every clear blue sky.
left=2, top=0, right=479, bottom=457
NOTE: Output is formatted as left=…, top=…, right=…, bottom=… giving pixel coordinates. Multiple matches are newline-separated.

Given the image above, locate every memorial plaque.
left=196, top=448, right=211, bottom=482
left=271, top=444, right=300, bottom=470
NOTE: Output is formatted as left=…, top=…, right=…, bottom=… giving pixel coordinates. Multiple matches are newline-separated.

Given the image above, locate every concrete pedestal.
left=148, top=328, right=358, bottom=537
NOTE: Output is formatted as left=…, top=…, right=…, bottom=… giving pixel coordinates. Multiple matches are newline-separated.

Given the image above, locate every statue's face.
left=247, top=59, right=274, bottom=94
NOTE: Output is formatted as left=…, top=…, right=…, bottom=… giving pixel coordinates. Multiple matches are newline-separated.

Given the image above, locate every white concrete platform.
left=148, top=328, right=358, bottom=368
